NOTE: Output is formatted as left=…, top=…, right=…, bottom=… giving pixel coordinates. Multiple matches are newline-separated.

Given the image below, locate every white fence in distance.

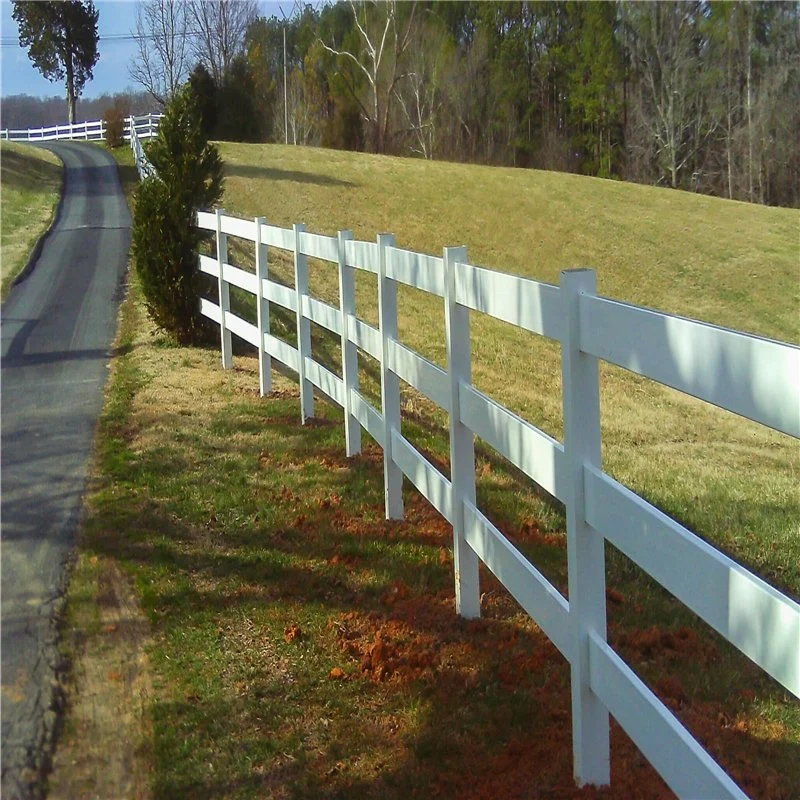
left=195, top=208, right=800, bottom=799
left=0, top=113, right=163, bottom=143
left=128, top=116, right=157, bottom=181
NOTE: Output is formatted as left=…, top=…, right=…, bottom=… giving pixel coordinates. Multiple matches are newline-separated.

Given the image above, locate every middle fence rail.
left=194, top=208, right=799, bottom=799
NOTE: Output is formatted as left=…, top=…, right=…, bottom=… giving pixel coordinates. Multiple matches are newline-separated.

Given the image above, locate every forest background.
left=4, top=1, right=798, bottom=208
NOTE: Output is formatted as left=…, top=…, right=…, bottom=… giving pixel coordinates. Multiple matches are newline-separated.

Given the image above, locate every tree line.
left=144, top=0, right=797, bottom=208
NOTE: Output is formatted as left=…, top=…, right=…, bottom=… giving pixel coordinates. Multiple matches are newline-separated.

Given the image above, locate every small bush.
left=132, top=84, right=224, bottom=344
left=103, top=103, right=126, bottom=149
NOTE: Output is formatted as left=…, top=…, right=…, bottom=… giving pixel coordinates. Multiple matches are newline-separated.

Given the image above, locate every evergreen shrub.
left=132, top=84, right=224, bottom=344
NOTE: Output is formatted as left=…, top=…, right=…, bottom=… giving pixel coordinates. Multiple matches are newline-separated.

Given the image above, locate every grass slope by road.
left=0, top=141, right=63, bottom=301
left=53, top=143, right=798, bottom=798
left=221, top=143, right=798, bottom=342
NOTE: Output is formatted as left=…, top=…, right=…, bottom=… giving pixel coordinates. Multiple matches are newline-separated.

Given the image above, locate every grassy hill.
left=0, top=141, right=63, bottom=300
left=217, top=142, right=799, bottom=599
left=55, top=145, right=798, bottom=798
left=220, top=143, right=798, bottom=343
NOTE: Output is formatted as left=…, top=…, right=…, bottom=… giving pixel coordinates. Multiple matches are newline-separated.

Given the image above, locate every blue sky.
left=1, top=0, right=291, bottom=99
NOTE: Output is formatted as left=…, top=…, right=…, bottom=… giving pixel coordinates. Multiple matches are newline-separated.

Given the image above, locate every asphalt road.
left=1, top=142, right=131, bottom=799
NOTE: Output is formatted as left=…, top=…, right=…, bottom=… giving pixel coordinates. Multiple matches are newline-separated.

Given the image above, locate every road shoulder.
left=47, top=555, right=153, bottom=800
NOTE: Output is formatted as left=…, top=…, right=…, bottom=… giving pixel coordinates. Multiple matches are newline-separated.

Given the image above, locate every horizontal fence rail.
left=194, top=209, right=799, bottom=799
left=0, top=113, right=162, bottom=143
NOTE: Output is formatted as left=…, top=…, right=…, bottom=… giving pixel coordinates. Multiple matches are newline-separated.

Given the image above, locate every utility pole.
left=280, top=5, right=289, bottom=145
left=283, top=23, right=288, bottom=145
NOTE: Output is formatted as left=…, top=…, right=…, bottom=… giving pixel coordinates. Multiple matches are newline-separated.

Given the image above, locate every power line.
left=1, top=3, right=314, bottom=48
left=1, top=31, right=208, bottom=48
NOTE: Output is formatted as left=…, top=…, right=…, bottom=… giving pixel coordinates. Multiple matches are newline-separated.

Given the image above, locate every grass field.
left=216, top=143, right=799, bottom=600
left=0, top=141, right=63, bottom=300
left=55, top=143, right=799, bottom=798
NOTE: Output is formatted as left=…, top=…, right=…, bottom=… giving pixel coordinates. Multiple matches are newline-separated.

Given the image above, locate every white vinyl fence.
left=0, top=113, right=162, bottom=143
left=195, top=208, right=799, bottom=799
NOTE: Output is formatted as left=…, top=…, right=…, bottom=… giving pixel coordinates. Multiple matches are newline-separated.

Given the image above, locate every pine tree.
left=568, top=2, right=623, bottom=178
left=13, top=0, right=99, bottom=124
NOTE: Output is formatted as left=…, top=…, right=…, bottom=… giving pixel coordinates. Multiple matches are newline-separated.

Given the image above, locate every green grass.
left=70, top=143, right=798, bottom=798
left=0, top=140, right=63, bottom=300
left=83, top=289, right=798, bottom=798
left=219, top=143, right=798, bottom=342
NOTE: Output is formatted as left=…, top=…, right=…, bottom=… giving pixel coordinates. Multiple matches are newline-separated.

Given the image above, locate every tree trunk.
left=64, top=33, right=76, bottom=125
left=725, top=22, right=734, bottom=200
left=373, top=90, right=382, bottom=153
left=67, top=83, right=76, bottom=125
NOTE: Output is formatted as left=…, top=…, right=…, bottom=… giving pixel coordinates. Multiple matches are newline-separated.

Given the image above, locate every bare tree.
left=622, top=3, right=707, bottom=189
left=188, top=0, right=258, bottom=86
left=320, top=0, right=417, bottom=154
left=129, top=0, right=190, bottom=105
left=394, top=15, right=452, bottom=159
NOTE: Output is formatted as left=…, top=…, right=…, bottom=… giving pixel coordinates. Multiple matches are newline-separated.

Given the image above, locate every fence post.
left=293, top=223, right=314, bottom=422
left=560, top=268, right=609, bottom=787
left=148, top=113, right=153, bottom=138
left=337, top=230, right=361, bottom=456
left=444, top=246, right=481, bottom=619
left=215, top=208, right=233, bottom=369
left=254, top=216, right=271, bottom=396
left=377, top=233, right=404, bottom=520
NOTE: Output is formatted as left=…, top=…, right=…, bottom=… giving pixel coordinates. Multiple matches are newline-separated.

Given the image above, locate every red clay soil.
left=329, top=584, right=789, bottom=798
left=289, top=445, right=789, bottom=798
